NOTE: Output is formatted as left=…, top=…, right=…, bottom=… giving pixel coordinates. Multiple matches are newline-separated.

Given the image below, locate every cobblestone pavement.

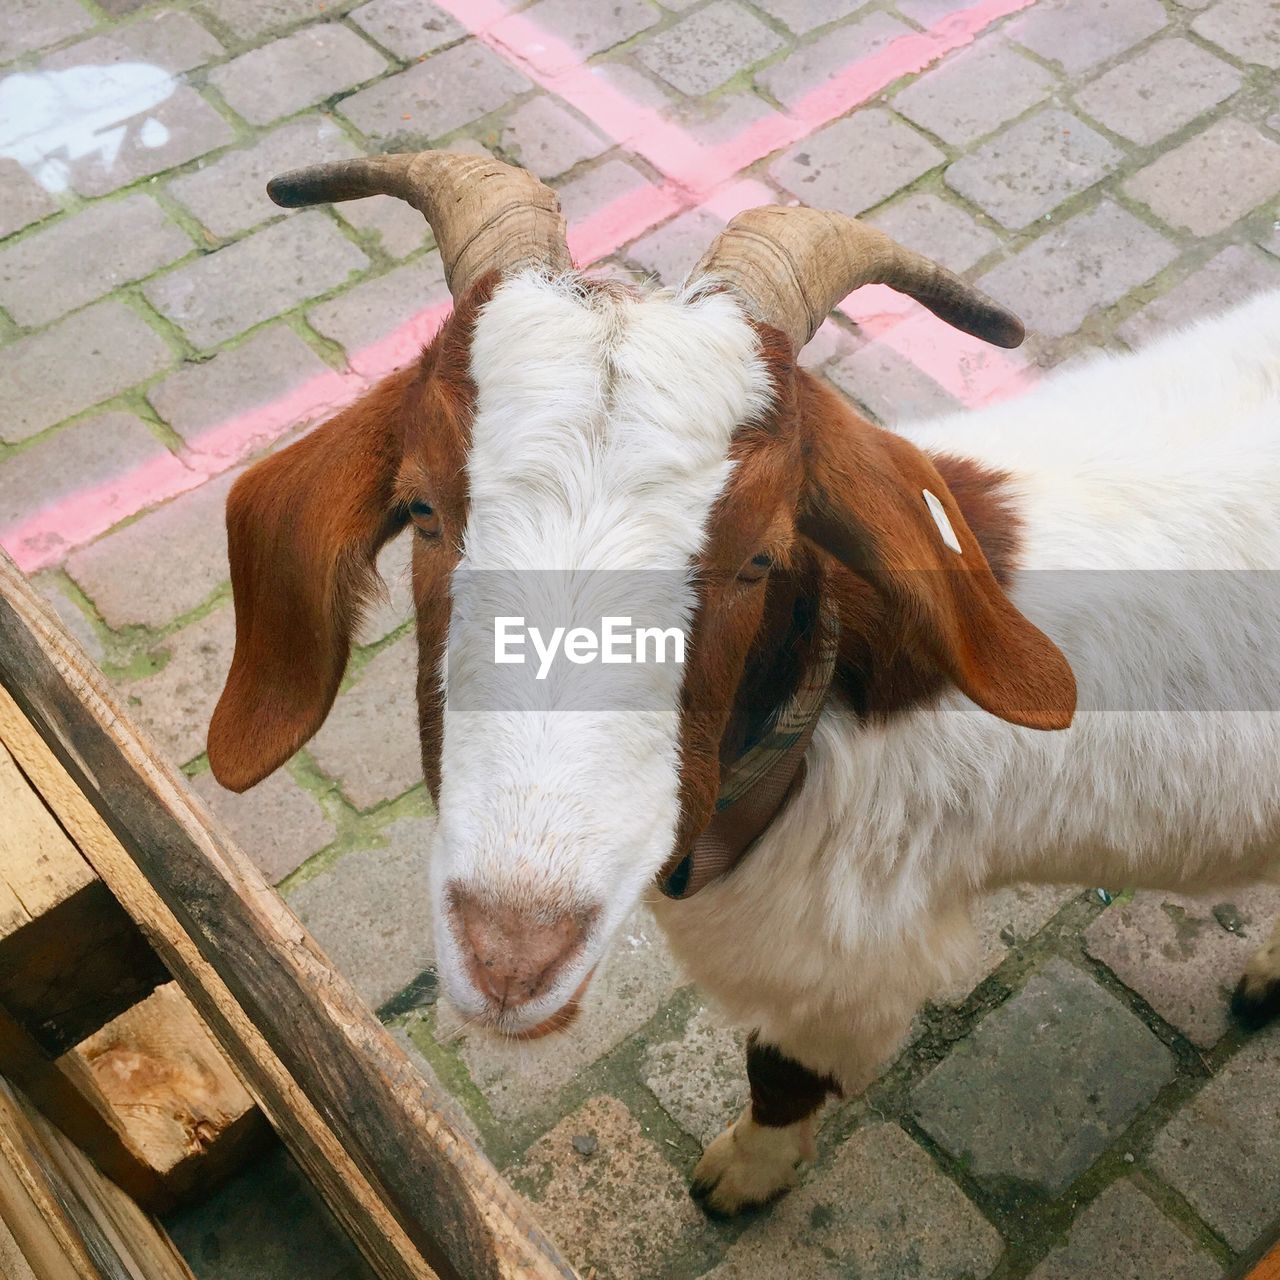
left=3, top=0, right=1280, bottom=1275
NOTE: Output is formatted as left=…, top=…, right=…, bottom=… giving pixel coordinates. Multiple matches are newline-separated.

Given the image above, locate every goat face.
left=208, top=154, right=1074, bottom=1037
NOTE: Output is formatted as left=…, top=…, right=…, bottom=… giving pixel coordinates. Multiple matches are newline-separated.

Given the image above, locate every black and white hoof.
left=689, top=1112, right=812, bottom=1218
left=1232, top=925, right=1280, bottom=1032
left=1231, top=971, right=1280, bottom=1031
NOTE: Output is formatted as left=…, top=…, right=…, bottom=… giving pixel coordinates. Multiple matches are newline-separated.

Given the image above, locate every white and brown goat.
left=209, top=151, right=1280, bottom=1215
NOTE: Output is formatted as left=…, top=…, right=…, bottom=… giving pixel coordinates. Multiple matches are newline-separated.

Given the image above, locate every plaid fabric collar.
left=659, top=595, right=841, bottom=899
left=714, top=595, right=841, bottom=814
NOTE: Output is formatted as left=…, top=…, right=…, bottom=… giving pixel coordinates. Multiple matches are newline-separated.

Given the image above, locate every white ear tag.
left=922, top=489, right=962, bottom=555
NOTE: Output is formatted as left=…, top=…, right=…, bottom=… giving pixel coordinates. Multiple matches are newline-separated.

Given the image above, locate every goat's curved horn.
left=267, top=151, right=570, bottom=299
left=691, top=205, right=1024, bottom=351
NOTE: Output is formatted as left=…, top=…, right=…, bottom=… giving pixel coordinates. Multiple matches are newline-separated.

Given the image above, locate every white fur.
left=431, top=272, right=771, bottom=1030
left=652, top=291, right=1280, bottom=1087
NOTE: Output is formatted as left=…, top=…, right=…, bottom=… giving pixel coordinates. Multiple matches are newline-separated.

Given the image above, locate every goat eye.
left=738, top=552, right=773, bottom=583
left=408, top=499, right=441, bottom=538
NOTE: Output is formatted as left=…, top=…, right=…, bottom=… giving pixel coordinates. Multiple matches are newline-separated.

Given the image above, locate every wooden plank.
left=69, top=984, right=268, bottom=1206
left=0, top=1075, right=195, bottom=1280
left=0, top=740, right=167, bottom=1054
left=0, top=553, right=573, bottom=1280
left=0, top=1002, right=163, bottom=1208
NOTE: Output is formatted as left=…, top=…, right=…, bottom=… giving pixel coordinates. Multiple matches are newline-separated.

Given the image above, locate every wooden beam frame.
left=0, top=552, right=573, bottom=1280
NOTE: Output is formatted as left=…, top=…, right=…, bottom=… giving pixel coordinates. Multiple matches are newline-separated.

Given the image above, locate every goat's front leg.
left=691, top=1034, right=839, bottom=1217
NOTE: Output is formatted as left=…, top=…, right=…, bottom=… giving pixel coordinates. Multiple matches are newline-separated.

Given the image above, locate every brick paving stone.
left=357, top=535, right=414, bottom=647
left=0, top=195, right=191, bottom=328
left=210, top=25, right=388, bottom=127
left=0, top=301, right=173, bottom=443
left=772, top=110, right=944, bottom=217
left=1118, top=245, right=1280, bottom=349
left=945, top=108, right=1122, bottom=231
left=33, top=574, right=106, bottom=664
left=635, top=1, right=783, bottom=98
left=641, top=1005, right=745, bottom=1146
left=826, top=342, right=959, bottom=425
left=590, top=62, right=677, bottom=112
left=674, top=90, right=776, bottom=148
left=1192, top=0, right=1280, bottom=70
left=43, top=11, right=224, bottom=74
left=308, top=252, right=449, bottom=356
left=977, top=201, right=1178, bottom=339
left=894, top=41, right=1057, bottom=147
left=336, top=197, right=430, bottom=260
left=1028, top=1179, right=1221, bottom=1280
left=126, top=606, right=236, bottom=766
left=143, top=211, right=369, bottom=350
left=555, top=157, right=652, bottom=225
left=147, top=324, right=334, bottom=448
left=0, top=0, right=94, bottom=63
left=752, top=0, right=870, bottom=35
left=436, top=908, right=680, bottom=1121
left=1010, top=0, right=1168, bottom=76
left=52, top=84, right=236, bottom=199
left=0, top=161, right=60, bottom=241
left=349, top=0, right=464, bottom=59
left=95, top=0, right=152, bottom=14
left=1125, top=118, right=1280, bottom=238
left=522, top=0, right=659, bottom=60
left=950, top=884, right=1078, bottom=997
left=66, top=471, right=236, bottom=630
left=912, top=958, right=1177, bottom=1192
left=757, top=10, right=911, bottom=109
left=192, top=766, right=337, bottom=884
left=511, top=1096, right=704, bottom=1280
left=286, top=816, right=435, bottom=1008
left=309, top=634, right=422, bottom=808
left=338, top=41, right=530, bottom=144
left=169, top=117, right=359, bottom=240
left=1150, top=1028, right=1280, bottom=1251
left=1085, top=886, right=1280, bottom=1048
left=869, top=193, right=1000, bottom=273
left=498, top=97, right=608, bottom=180
left=627, top=207, right=724, bottom=284
left=705, top=1124, right=1004, bottom=1280
left=0, top=412, right=171, bottom=540
left=1074, top=37, right=1241, bottom=148
left=196, top=0, right=350, bottom=44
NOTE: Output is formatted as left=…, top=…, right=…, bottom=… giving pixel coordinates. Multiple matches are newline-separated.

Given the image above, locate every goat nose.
left=448, top=888, right=590, bottom=1010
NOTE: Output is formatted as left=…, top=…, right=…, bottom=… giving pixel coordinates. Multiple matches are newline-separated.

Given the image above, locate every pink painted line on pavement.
left=3, top=0, right=1038, bottom=574
left=696, top=0, right=1038, bottom=190
left=7, top=366, right=364, bottom=572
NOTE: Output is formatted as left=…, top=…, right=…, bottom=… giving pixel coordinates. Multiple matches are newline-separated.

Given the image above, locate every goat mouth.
left=499, top=968, right=595, bottom=1041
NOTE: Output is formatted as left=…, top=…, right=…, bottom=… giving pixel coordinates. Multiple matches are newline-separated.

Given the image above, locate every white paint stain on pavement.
left=0, top=63, right=174, bottom=192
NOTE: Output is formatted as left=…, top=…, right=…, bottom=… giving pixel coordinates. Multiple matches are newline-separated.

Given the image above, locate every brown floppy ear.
left=207, top=369, right=414, bottom=792
left=798, top=380, right=1076, bottom=730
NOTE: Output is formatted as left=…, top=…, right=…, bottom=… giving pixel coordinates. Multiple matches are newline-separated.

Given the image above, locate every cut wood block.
left=0, top=1074, right=195, bottom=1280
left=0, top=740, right=166, bottom=1054
left=70, top=984, right=267, bottom=1206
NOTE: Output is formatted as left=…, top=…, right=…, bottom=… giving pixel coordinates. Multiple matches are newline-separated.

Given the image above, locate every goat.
left=207, top=150, right=1280, bottom=1216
